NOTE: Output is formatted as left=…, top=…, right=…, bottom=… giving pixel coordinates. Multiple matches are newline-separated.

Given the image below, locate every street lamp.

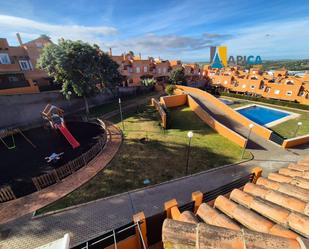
left=119, top=98, right=125, bottom=130
left=294, top=122, right=302, bottom=137
left=185, top=131, right=194, bottom=176
left=241, top=123, right=254, bottom=159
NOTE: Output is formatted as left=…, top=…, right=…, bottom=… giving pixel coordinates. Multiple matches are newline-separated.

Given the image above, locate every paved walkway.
left=0, top=122, right=122, bottom=225
left=0, top=90, right=308, bottom=249
left=0, top=162, right=255, bottom=249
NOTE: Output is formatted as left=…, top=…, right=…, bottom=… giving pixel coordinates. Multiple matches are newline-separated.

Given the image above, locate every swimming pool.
left=236, top=105, right=292, bottom=126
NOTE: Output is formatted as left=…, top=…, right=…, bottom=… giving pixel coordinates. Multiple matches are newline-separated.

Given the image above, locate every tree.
left=165, top=84, right=176, bottom=95
left=141, top=78, right=156, bottom=87
left=169, top=68, right=186, bottom=85
left=37, top=39, right=121, bottom=114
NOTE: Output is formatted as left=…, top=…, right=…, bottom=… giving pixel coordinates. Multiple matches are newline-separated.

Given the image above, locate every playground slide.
left=58, top=124, right=80, bottom=149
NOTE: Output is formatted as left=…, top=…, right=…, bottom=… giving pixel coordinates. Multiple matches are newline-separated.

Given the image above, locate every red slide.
left=57, top=124, right=80, bottom=149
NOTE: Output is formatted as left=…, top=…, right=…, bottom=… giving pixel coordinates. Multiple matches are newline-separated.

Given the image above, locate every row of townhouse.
left=0, top=35, right=203, bottom=95
left=110, top=49, right=202, bottom=86
left=205, top=66, right=309, bottom=105
left=0, top=34, right=52, bottom=95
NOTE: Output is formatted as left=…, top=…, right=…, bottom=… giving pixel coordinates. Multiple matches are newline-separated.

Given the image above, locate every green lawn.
left=37, top=105, right=250, bottom=214
left=224, top=97, right=309, bottom=138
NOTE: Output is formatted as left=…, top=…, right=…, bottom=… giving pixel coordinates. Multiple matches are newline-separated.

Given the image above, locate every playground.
left=0, top=106, right=105, bottom=199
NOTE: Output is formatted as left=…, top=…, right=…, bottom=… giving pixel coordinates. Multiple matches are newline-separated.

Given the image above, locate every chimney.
left=109, top=47, right=112, bottom=56
left=16, top=33, right=23, bottom=46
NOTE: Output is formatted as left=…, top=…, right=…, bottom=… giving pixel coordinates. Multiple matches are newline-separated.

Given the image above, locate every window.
left=274, top=90, right=280, bottom=95
left=35, top=42, right=43, bottom=48
left=286, top=80, right=294, bottom=85
left=158, top=68, right=161, bottom=74
left=136, top=67, right=140, bottom=73
left=242, top=84, right=246, bottom=89
left=0, top=53, right=11, bottom=64
left=8, top=76, right=18, bottom=82
left=224, top=80, right=228, bottom=85
left=250, top=85, right=255, bottom=89
left=163, top=68, right=167, bottom=74
left=144, top=66, right=147, bottom=73
left=19, top=60, right=32, bottom=71
left=286, top=91, right=293, bottom=96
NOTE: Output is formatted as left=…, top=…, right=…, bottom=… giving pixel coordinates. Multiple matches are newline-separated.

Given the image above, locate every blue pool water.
left=237, top=105, right=290, bottom=125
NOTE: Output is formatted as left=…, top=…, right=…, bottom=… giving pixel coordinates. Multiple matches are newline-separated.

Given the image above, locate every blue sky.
left=1, top=0, right=309, bottom=61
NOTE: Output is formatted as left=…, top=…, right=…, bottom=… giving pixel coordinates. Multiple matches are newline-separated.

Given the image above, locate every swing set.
left=0, top=128, right=36, bottom=150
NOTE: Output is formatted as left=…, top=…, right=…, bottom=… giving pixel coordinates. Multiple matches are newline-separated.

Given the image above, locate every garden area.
left=37, top=104, right=250, bottom=214
left=223, top=96, right=309, bottom=139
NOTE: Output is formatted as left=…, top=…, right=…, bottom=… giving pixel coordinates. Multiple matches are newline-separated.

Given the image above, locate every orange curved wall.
left=176, top=85, right=273, bottom=140
left=282, top=135, right=309, bottom=148
left=160, top=94, right=247, bottom=147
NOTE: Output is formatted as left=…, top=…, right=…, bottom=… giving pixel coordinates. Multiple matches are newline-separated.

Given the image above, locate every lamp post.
left=294, top=122, right=302, bottom=137
left=241, top=123, right=254, bottom=159
left=119, top=98, right=125, bottom=131
left=185, top=131, right=194, bottom=176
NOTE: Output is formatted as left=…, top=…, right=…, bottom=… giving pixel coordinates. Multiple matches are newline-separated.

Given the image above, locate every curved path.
left=0, top=121, right=122, bottom=225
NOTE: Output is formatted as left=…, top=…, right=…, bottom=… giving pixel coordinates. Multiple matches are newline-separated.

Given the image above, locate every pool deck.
left=234, top=103, right=300, bottom=127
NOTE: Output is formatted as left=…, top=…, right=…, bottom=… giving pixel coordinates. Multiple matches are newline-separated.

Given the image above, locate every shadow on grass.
left=37, top=134, right=247, bottom=214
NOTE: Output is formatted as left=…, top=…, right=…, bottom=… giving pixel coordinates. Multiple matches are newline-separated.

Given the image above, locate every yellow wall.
left=282, top=135, right=309, bottom=148
left=152, top=98, right=167, bottom=129
left=175, top=85, right=273, bottom=140
left=187, top=96, right=247, bottom=147
left=159, top=94, right=247, bottom=147
left=160, top=94, right=187, bottom=108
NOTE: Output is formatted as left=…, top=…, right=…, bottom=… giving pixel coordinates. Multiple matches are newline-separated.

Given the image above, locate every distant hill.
left=194, top=60, right=309, bottom=71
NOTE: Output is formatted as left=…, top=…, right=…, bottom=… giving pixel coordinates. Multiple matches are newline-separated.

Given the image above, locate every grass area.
left=88, top=91, right=157, bottom=118
left=223, top=97, right=309, bottom=138
left=37, top=105, right=249, bottom=214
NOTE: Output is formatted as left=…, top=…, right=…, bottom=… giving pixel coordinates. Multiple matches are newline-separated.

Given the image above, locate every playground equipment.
left=45, top=152, right=64, bottom=163
left=42, top=104, right=80, bottom=149
left=0, top=128, right=36, bottom=150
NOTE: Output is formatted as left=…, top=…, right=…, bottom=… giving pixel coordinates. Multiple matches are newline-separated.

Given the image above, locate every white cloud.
left=224, top=18, right=309, bottom=59
left=0, top=15, right=117, bottom=44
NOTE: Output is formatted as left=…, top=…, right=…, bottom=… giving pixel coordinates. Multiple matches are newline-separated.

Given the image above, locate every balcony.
left=0, top=63, right=21, bottom=72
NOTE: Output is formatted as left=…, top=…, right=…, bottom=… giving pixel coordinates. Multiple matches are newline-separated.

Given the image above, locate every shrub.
left=220, top=92, right=309, bottom=111
left=141, top=78, right=156, bottom=87
left=165, top=84, right=176, bottom=96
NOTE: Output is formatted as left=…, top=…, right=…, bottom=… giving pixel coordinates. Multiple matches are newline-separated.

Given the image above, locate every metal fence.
left=72, top=173, right=254, bottom=248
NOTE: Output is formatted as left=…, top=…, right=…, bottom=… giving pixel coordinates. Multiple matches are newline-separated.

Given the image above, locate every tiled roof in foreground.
left=162, top=160, right=309, bottom=249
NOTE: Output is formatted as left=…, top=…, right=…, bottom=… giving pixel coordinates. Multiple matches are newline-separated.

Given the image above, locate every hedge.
left=220, top=92, right=309, bottom=111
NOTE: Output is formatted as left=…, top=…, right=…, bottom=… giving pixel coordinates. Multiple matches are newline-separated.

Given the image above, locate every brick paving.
left=0, top=121, right=122, bottom=225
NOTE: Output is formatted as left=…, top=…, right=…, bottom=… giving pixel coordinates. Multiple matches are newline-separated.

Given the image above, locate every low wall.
left=151, top=98, right=167, bottom=129
left=176, top=85, right=273, bottom=140
left=0, top=86, right=152, bottom=129
left=159, top=94, right=247, bottom=147
left=160, top=94, right=187, bottom=108
left=282, top=135, right=309, bottom=148
left=187, top=96, right=247, bottom=147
